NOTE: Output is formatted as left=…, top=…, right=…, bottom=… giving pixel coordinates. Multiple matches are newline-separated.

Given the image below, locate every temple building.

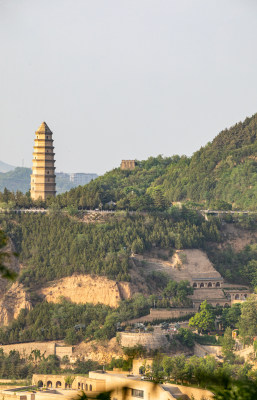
left=120, top=160, right=136, bottom=170
left=30, top=122, right=56, bottom=201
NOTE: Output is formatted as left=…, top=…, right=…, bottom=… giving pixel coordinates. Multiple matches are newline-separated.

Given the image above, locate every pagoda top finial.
left=36, top=122, right=52, bottom=134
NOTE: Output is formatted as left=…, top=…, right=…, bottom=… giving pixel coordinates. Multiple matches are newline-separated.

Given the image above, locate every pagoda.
left=30, top=122, right=56, bottom=201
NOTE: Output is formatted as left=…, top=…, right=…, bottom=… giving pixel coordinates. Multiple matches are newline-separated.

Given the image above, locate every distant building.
left=120, top=160, right=136, bottom=170
left=30, top=122, right=56, bottom=201
left=69, top=173, right=98, bottom=186
left=56, top=172, right=70, bottom=180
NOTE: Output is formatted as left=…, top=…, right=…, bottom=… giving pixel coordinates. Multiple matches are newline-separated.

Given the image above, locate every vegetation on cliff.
left=208, top=242, right=257, bottom=287
left=2, top=113, right=257, bottom=211
left=0, top=210, right=220, bottom=285
left=48, top=112, right=257, bottom=211
left=0, top=228, right=17, bottom=280
left=0, top=279, right=192, bottom=346
left=0, top=349, right=100, bottom=379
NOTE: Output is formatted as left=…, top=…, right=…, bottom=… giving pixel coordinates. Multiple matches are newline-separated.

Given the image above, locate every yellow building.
left=120, top=160, right=136, bottom=170
left=31, top=122, right=56, bottom=201
left=31, top=372, right=214, bottom=400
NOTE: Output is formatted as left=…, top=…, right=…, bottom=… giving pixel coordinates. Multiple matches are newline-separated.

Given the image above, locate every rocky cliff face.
left=39, top=274, right=133, bottom=308
left=72, top=337, right=123, bottom=364
left=0, top=282, right=32, bottom=325
left=0, top=240, right=32, bottom=325
left=0, top=238, right=145, bottom=326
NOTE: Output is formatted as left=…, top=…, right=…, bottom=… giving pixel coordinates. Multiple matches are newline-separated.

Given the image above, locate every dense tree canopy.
left=0, top=210, right=221, bottom=286
left=208, top=242, right=257, bottom=287
left=2, top=114, right=257, bottom=211
left=47, top=112, right=257, bottom=211
left=189, top=300, right=215, bottom=333
left=239, top=295, right=257, bottom=343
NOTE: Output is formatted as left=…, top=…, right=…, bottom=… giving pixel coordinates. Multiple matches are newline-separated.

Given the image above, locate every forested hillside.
left=1, top=113, right=257, bottom=210
left=0, top=168, right=31, bottom=193
left=0, top=209, right=220, bottom=286
left=49, top=113, right=257, bottom=211
left=0, top=160, right=15, bottom=173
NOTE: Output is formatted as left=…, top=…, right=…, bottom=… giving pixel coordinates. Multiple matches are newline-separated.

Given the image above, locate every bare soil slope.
left=0, top=240, right=32, bottom=325
left=133, top=249, right=222, bottom=283
left=39, top=275, right=133, bottom=308
left=220, top=223, right=257, bottom=251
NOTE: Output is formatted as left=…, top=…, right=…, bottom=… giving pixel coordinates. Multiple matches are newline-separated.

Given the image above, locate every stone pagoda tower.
left=30, top=122, right=56, bottom=201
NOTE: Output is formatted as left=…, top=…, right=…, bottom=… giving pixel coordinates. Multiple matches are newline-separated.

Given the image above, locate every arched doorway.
left=90, top=385, right=92, bottom=391
left=56, top=382, right=62, bottom=388
left=85, top=384, right=88, bottom=391
left=216, top=282, right=220, bottom=287
left=235, top=294, right=239, bottom=300
left=193, top=282, right=197, bottom=288
left=38, top=381, right=43, bottom=388
left=200, top=283, right=204, bottom=288
left=78, top=383, right=81, bottom=389
left=224, top=303, right=229, bottom=308
left=139, top=366, right=144, bottom=375
left=47, top=381, right=52, bottom=389
left=208, top=282, right=212, bottom=287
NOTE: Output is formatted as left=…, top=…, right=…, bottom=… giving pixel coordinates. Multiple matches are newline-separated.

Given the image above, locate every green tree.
left=189, top=301, right=215, bottom=333
left=170, top=355, right=188, bottom=383
left=0, top=229, right=17, bottom=280
left=239, top=295, right=257, bottom=343
left=65, top=328, right=79, bottom=345
left=221, top=304, right=241, bottom=329
left=175, top=328, right=194, bottom=348
left=131, top=238, right=144, bottom=254
left=221, top=328, right=235, bottom=362
left=65, top=375, right=75, bottom=388
left=213, top=380, right=257, bottom=400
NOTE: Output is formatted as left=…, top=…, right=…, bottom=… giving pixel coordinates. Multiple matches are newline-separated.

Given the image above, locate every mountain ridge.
left=2, top=112, right=257, bottom=210
left=0, top=160, right=16, bottom=173
left=52, top=112, right=257, bottom=210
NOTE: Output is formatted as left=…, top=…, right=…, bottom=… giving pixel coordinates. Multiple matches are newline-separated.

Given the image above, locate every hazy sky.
left=1, top=0, right=257, bottom=174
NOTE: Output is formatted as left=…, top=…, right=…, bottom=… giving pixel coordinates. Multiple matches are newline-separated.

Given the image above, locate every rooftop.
left=36, top=121, right=52, bottom=134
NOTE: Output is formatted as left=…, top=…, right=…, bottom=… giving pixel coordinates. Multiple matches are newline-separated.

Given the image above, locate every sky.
left=1, top=0, right=257, bottom=175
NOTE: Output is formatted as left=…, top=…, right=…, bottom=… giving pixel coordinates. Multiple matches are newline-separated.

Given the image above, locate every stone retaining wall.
left=194, top=342, right=222, bottom=358
left=128, top=308, right=195, bottom=324
left=0, top=342, right=73, bottom=360
left=165, top=383, right=213, bottom=400
left=120, top=332, right=169, bottom=350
